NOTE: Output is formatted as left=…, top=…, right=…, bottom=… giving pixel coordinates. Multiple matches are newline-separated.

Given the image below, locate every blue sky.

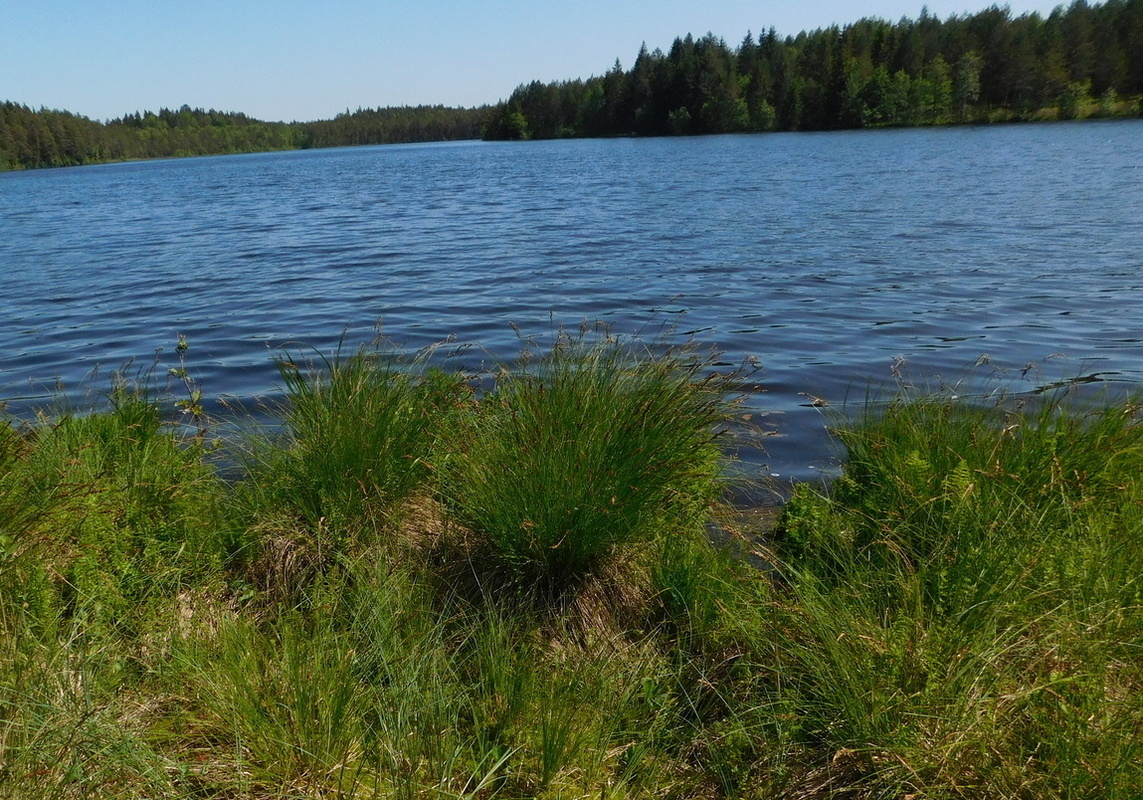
left=5, top=1, right=1066, bottom=122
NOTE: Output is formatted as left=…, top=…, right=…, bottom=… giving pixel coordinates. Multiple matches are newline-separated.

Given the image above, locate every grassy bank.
left=1, top=338, right=1140, bottom=798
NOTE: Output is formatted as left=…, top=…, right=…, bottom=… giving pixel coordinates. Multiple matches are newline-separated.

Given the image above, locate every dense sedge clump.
left=273, top=349, right=461, bottom=530
left=440, top=335, right=730, bottom=597
left=2, top=388, right=226, bottom=637
left=774, top=391, right=1143, bottom=798
left=783, top=393, right=1143, bottom=606
left=233, top=348, right=463, bottom=593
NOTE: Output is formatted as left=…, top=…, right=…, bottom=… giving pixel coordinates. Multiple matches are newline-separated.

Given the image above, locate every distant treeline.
left=5, top=1, right=1142, bottom=169
left=0, top=104, right=486, bottom=170
left=484, top=0, right=1143, bottom=139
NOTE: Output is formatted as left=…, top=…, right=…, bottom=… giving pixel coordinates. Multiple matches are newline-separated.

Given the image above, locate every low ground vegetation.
left=1, top=337, right=1140, bottom=798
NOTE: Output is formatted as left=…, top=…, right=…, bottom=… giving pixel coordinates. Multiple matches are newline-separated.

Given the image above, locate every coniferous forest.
left=0, top=105, right=487, bottom=171
left=484, top=0, right=1143, bottom=139
left=3, top=0, right=1142, bottom=169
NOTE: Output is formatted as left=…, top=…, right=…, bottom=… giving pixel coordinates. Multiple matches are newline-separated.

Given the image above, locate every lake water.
left=2, top=120, right=1142, bottom=494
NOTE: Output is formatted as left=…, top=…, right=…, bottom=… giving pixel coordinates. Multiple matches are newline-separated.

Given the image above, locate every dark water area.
left=2, top=120, right=1142, bottom=495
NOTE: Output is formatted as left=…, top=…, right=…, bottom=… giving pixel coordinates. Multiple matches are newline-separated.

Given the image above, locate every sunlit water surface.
left=3, top=120, right=1142, bottom=494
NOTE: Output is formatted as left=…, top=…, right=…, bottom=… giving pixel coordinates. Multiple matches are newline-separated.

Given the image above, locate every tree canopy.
left=0, top=103, right=486, bottom=171
left=483, top=0, right=1143, bottom=139
left=4, top=1, right=1141, bottom=168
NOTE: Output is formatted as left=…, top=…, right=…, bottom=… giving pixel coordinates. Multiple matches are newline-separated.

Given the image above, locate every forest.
left=2, top=0, right=1141, bottom=169
left=484, top=0, right=1143, bottom=139
left=0, top=104, right=486, bottom=171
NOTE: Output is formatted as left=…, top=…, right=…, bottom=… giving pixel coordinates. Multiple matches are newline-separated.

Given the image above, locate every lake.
left=2, top=120, right=1142, bottom=493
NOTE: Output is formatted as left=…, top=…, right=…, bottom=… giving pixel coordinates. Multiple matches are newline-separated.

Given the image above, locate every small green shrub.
left=0, top=420, right=35, bottom=549
left=0, top=419, right=58, bottom=631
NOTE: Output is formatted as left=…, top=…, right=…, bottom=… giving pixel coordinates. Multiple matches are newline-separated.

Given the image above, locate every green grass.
left=0, top=386, right=227, bottom=798
left=230, top=346, right=463, bottom=598
left=438, top=333, right=731, bottom=599
left=2, top=351, right=1141, bottom=798
left=774, top=390, right=1143, bottom=797
left=3, top=386, right=226, bottom=638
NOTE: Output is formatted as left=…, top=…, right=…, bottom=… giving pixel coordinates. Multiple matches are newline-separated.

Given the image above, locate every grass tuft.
left=774, top=389, right=1143, bottom=797
left=439, top=333, right=732, bottom=599
left=233, top=346, right=463, bottom=596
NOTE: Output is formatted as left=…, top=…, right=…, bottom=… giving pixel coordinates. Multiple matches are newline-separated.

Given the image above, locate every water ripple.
left=3, top=122, right=1143, bottom=483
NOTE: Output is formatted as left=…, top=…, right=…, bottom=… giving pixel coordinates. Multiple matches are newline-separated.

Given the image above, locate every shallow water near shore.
left=2, top=120, right=1142, bottom=489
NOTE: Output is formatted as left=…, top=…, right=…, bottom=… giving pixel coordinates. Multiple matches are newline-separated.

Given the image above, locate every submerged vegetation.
left=2, top=335, right=1141, bottom=798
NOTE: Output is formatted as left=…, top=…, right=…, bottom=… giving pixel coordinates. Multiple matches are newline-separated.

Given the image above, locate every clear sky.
left=4, top=0, right=1067, bottom=123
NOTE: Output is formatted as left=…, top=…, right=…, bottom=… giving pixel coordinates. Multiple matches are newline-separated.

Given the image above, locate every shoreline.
left=3, top=344, right=1140, bottom=797
left=3, top=108, right=1140, bottom=173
